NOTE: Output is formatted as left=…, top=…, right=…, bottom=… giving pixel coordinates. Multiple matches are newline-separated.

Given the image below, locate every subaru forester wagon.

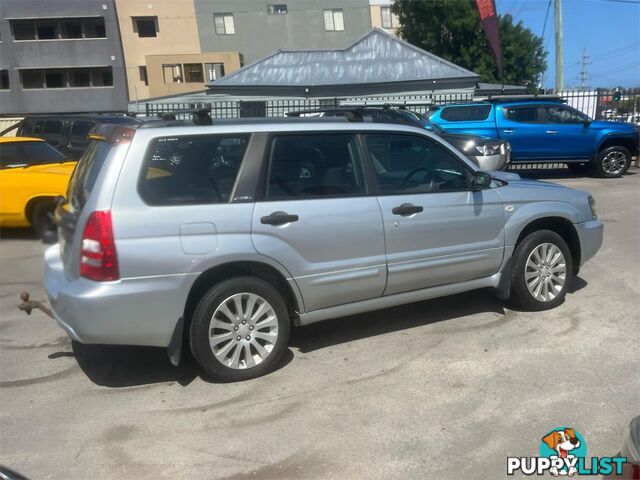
left=45, top=119, right=603, bottom=381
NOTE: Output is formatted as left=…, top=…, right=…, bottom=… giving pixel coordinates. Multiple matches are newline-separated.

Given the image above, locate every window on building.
left=163, top=64, right=183, bottom=84
left=324, top=9, right=344, bottom=31
left=267, top=4, right=287, bottom=14
left=139, top=66, right=148, bottom=86
left=205, top=63, right=225, bottom=82
left=44, top=70, right=66, bottom=88
left=11, top=21, right=36, bottom=40
left=60, top=20, right=83, bottom=38
left=133, top=16, right=158, bottom=37
left=83, top=17, right=106, bottom=38
left=20, top=70, right=45, bottom=89
left=380, top=6, right=399, bottom=29
left=0, top=70, right=9, bottom=89
left=184, top=63, right=204, bottom=83
left=69, top=69, right=91, bottom=87
left=36, top=21, right=59, bottom=40
left=91, top=67, right=113, bottom=87
left=214, top=13, right=235, bottom=35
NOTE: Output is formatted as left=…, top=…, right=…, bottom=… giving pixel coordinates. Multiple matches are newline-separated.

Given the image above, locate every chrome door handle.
left=546, top=130, right=558, bottom=135
left=503, top=129, right=515, bottom=134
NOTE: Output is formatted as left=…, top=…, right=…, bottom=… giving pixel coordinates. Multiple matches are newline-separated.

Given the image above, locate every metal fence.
left=141, top=88, right=640, bottom=123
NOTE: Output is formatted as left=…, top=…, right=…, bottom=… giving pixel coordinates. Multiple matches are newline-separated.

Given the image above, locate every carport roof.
left=209, top=28, right=480, bottom=97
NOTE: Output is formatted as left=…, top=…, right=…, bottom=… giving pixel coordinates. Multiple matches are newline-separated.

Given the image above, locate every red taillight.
left=80, top=211, right=119, bottom=281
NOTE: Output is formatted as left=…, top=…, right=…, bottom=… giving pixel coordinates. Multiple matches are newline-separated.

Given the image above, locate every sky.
left=495, top=0, right=640, bottom=89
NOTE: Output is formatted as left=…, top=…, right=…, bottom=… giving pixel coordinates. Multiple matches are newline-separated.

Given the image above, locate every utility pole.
left=555, top=0, right=564, bottom=92
left=579, top=48, right=591, bottom=90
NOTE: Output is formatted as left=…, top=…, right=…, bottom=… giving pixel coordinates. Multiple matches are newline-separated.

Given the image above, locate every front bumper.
left=575, top=219, right=604, bottom=266
left=44, top=244, right=196, bottom=348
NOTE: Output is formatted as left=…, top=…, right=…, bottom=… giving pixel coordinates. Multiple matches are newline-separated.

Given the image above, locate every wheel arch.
left=597, top=136, right=637, bottom=156
left=24, top=195, right=58, bottom=225
left=514, top=216, right=581, bottom=275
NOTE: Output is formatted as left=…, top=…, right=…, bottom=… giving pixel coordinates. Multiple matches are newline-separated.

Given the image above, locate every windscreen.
left=0, top=141, right=67, bottom=168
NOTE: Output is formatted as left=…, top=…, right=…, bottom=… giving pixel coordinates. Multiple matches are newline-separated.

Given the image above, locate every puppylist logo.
left=507, top=427, right=627, bottom=476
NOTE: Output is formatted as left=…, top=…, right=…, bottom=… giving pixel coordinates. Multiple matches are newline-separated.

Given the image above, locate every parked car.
left=2, top=114, right=141, bottom=158
left=44, top=119, right=602, bottom=381
left=288, top=105, right=511, bottom=171
left=0, top=137, right=76, bottom=239
left=428, top=96, right=640, bottom=177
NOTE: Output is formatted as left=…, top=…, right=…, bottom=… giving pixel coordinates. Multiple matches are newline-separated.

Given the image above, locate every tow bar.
left=18, top=292, right=54, bottom=319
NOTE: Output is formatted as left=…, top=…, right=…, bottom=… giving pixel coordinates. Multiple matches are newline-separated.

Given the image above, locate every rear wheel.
left=509, top=230, right=573, bottom=311
left=30, top=201, right=57, bottom=242
left=594, top=146, right=631, bottom=178
left=189, top=277, right=290, bottom=381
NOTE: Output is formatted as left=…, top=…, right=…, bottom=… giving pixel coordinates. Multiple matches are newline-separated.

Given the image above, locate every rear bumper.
left=44, top=244, right=196, bottom=348
left=575, top=219, right=604, bottom=266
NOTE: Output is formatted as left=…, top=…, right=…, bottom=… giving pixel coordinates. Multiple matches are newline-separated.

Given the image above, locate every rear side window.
left=139, top=135, right=249, bottom=205
left=439, top=105, right=491, bottom=122
left=0, top=141, right=67, bottom=168
left=504, top=106, right=543, bottom=123
left=33, top=120, right=63, bottom=134
left=266, top=134, right=365, bottom=200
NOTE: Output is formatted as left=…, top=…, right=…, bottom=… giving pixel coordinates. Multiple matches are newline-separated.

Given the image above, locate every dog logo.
left=540, top=428, right=587, bottom=476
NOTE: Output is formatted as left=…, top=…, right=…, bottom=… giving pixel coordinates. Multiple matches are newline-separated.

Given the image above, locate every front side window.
left=140, top=135, right=249, bottom=205
left=214, top=13, right=235, bottom=35
left=545, top=105, right=587, bottom=124
left=133, top=16, right=158, bottom=37
left=267, top=134, right=365, bottom=200
left=0, top=141, right=67, bottom=169
left=324, top=9, right=344, bottom=31
left=365, top=134, right=470, bottom=195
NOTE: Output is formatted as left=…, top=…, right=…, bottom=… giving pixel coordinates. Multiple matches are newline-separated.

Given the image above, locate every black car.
left=2, top=114, right=141, bottom=158
left=287, top=105, right=511, bottom=171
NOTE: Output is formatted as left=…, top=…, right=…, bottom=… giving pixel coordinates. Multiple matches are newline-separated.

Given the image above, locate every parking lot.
left=0, top=168, right=638, bottom=479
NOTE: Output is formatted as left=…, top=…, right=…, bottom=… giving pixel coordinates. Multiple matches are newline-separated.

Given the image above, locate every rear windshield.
left=440, top=105, right=491, bottom=122
left=0, top=141, right=67, bottom=168
left=139, top=134, right=249, bottom=205
left=67, top=140, right=111, bottom=210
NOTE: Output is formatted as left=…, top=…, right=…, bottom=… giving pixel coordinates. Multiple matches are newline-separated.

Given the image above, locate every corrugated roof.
left=209, top=28, right=479, bottom=97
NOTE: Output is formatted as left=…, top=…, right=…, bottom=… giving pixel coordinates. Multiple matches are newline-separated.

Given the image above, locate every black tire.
left=566, top=162, right=592, bottom=175
left=509, top=230, right=573, bottom=311
left=30, top=201, right=57, bottom=242
left=593, top=145, right=631, bottom=178
left=189, top=276, right=291, bottom=381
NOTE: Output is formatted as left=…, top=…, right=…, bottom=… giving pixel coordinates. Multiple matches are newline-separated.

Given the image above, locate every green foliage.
left=392, top=0, right=547, bottom=89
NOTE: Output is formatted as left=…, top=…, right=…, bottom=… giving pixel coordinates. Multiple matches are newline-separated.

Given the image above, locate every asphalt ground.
left=1, top=167, right=638, bottom=479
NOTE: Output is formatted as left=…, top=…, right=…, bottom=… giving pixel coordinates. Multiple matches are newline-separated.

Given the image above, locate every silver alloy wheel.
left=209, top=293, right=278, bottom=369
left=602, top=150, right=628, bottom=175
left=525, top=242, right=567, bottom=302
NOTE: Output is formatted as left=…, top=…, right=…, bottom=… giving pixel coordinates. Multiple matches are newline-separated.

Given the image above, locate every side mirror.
left=472, top=171, right=492, bottom=191
left=583, top=119, right=592, bottom=127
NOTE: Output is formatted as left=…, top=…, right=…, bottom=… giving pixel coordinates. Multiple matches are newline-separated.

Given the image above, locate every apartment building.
left=194, top=0, right=374, bottom=66
left=0, top=0, right=128, bottom=114
left=369, top=0, right=400, bottom=35
left=114, top=0, right=241, bottom=101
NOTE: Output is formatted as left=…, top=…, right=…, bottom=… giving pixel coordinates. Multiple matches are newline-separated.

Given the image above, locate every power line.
left=541, top=0, right=552, bottom=39
left=598, top=0, right=640, bottom=4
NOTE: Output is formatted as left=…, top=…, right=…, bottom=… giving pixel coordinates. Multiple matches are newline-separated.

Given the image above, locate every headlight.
left=480, top=143, right=501, bottom=156
left=588, top=195, right=597, bottom=219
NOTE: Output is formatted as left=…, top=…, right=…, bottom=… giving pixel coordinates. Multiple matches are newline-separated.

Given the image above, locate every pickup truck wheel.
left=509, top=230, right=573, bottom=311
left=190, top=276, right=290, bottom=381
left=566, top=162, right=592, bottom=175
left=30, top=201, right=57, bottom=243
left=594, top=146, right=631, bottom=178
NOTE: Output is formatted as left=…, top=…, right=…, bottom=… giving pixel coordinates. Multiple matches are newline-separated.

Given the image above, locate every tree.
left=393, top=0, right=547, bottom=89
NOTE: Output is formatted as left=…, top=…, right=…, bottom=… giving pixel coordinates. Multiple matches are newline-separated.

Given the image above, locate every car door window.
left=266, top=134, right=365, bottom=200
left=504, top=106, right=544, bottom=123
left=0, top=141, right=67, bottom=168
left=365, top=134, right=470, bottom=195
left=545, top=105, right=587, bottom=124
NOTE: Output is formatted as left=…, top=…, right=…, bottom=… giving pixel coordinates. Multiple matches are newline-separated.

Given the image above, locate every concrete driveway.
left=1, top=169, right=638, bottom=479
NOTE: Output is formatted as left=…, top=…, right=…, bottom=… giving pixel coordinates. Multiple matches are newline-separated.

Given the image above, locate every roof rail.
left=158, top=107, right=212, bottom=125
left=486, top=94, right=565, bottom=103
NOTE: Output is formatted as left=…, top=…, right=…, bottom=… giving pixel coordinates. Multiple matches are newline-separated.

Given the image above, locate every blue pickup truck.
left=429, top=97, right=639, bottom=177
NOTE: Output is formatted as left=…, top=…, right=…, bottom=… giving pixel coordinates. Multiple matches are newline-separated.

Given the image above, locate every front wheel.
left=189, top=277, right=291, bottom=381
left=509, top=230, right=573, bottom=311
left=594, top=146, right=631, bottom=178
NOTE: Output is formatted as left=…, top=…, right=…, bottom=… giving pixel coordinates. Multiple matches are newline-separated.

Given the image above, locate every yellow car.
left=0, top=137, right=76, bottom=238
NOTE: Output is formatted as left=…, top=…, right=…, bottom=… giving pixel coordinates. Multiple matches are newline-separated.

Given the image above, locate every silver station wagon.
left=45, top=118, right=603, bottom=381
